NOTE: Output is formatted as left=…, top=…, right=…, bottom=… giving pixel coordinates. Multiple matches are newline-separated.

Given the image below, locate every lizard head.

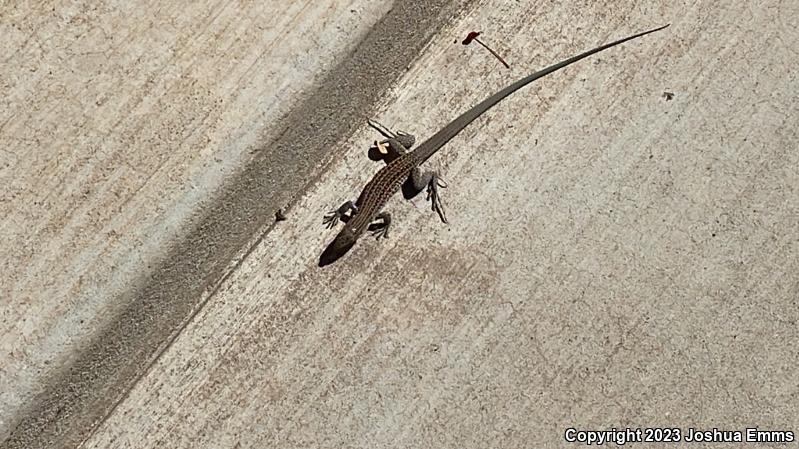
left=318, top=226, right=358, bottom=267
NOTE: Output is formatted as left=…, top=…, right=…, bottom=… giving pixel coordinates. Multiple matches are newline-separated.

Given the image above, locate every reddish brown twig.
left=462, top=31, right=510, bottom=69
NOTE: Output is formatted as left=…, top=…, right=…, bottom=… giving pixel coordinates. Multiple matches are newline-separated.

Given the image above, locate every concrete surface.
left=1, top=0, right=474, bottom=447
left=2, top=0, right=798, bottom=448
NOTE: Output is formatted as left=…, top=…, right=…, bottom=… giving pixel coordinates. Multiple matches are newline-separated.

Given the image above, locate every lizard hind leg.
left=393, top=131, right=416, bottom=150
left=404, top=168, right=448, bottom=224
left=323, top=200, right=357, bottom=228
left=368, top=119, right=416, bottom=162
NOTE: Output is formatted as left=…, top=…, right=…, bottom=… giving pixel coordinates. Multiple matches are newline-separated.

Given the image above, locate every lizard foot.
left=370, top=225, right=389, bottom=240
left=426, top=174, right=448, bottom=224
left=323, top=200, right=357, bottom=228
left=368, top=212, right=391, bottom=240
left=323, top=210, right=342, bottom=228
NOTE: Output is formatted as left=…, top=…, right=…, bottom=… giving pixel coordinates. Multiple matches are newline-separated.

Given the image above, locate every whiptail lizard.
left=319, top=24, right=669, bottom=266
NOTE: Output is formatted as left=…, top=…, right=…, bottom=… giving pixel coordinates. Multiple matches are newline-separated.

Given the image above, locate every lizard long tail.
left=413, top=24, right=670, bottom=164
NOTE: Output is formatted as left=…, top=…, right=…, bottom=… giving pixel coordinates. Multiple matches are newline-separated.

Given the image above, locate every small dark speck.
left=662, top=91, right=674, bottom=101
left=275, top=208, right=287, bottom=222
left=648, top=154, right=653, bottom=159
left=711, top=233, right=717, bottom=237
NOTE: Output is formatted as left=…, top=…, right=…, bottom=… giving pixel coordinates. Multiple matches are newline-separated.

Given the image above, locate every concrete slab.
left=1, top=0, right=471, bottom=446
left=2, top=0, right=797, bottom=448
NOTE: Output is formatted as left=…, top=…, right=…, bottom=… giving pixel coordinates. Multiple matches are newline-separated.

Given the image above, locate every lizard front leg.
left=368, top=211, right=392, bottom=240
left=323, top=200, right=357, bottom=228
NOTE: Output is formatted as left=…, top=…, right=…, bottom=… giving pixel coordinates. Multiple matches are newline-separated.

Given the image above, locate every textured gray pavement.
left=2, top=1, right=797, bottom=448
